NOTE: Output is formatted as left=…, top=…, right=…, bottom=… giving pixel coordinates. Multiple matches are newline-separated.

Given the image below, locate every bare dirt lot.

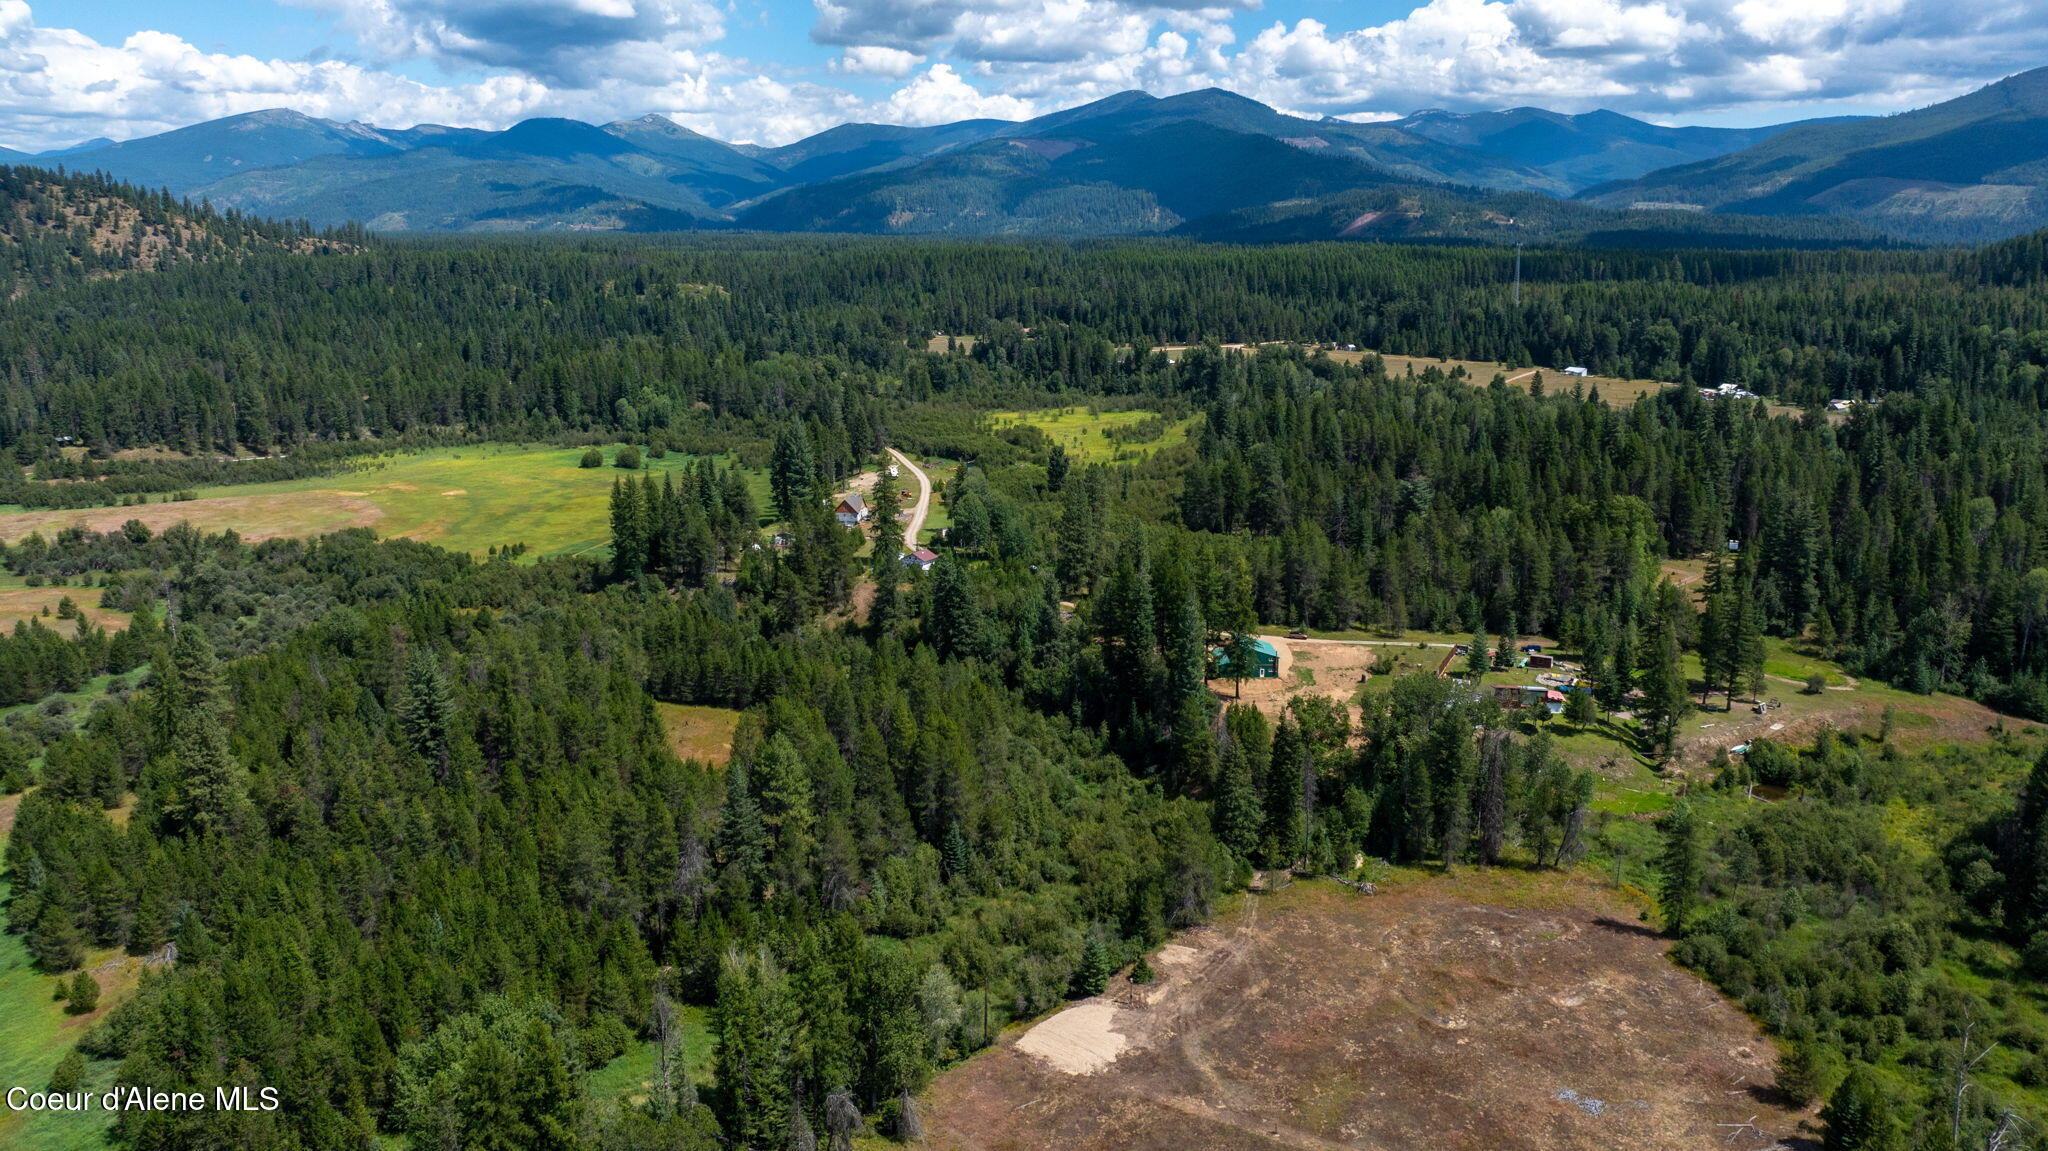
left=923, top=873, right=1808, bottom=1151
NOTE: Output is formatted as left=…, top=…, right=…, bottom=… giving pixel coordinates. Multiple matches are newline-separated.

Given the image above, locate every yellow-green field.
left=0, top=575, right=132, bottom=636
left=988, top=407, right=1193, bottom=464
left=0, top=445, right=770, bottom=559
left=655, top=703, right=743, bottom=767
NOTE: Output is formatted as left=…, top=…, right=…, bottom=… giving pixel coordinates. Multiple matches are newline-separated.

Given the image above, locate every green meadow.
left=988, top=407, right=1193, bottom=464
left=0, top=445, right=772, bottom=559
left=0, top=824, right=123, bottom=1151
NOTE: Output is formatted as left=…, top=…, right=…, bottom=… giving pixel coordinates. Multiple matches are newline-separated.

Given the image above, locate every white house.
left=834, top=494, right=870, bottom=526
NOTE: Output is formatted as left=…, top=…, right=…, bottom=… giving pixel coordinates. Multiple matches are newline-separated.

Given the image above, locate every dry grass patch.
left=0, top=580, right=133, bottom=636
left=656, top=703, right=742, bottom=767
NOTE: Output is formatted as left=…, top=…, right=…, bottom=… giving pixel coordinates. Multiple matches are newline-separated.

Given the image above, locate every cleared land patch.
left=923, top=874, right=1805, bottom=1151
left=0, top=577, right=132, bottom=636
left=655, top=703, right=743, bottom=767
left=0, top=445, right=770, bottom=558
left=989, top=407, right=1192, bottom=464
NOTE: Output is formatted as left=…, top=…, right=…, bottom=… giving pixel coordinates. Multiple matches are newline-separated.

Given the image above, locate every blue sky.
left=3, top=0, right=2045, bottom=150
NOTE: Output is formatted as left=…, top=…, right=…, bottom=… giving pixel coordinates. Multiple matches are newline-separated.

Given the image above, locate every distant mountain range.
left=10, top=69, right=2048, bottom=242
left=1578, top=68, right=2048, bottom=242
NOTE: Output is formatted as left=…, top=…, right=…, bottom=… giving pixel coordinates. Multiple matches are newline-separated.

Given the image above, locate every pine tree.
left=66, top=970, right=99, bottom=1014
left=1076, top=933, right=1113, bottom=997
left=1266, top=717, right=1307, bottom=865
left=716, top=759, right=770, bottom=901
left=714, top=947, right=795, bottom=1151
left=1638, top=620, right=1689, bottom=759
left=171, top=706, right=246, bottom=836
left=456, top=1034, right=527, bottom=1151
left=770, top=424, right=817, bottom=523
left=1213, top=739, right=1263, bottom=858
left=1820, top=1066, right=1902, bottom=1151
left=941, top=822, right=971, bottom=882
left=397, top=646, right=454, bottom=776
left=1657, top=799, right=1704, bottom=933
left=925, top=556, right=985, bottom=661
left=610, top=477, right=647, bottom=582
left=1046, top=444, right=1071, bottom=492
left=1160, top=580, right=1208, bottom=704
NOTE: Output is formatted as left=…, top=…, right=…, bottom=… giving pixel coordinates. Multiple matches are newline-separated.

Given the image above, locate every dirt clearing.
left=924, top=873, right=1806, bottom=1151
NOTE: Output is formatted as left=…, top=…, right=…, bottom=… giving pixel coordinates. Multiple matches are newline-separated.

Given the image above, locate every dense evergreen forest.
left=9, top=180, right=2048, bottom=1146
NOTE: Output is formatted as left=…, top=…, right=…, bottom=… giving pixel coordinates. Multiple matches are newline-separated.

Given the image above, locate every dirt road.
left=888, top=447, right=931, bottom=551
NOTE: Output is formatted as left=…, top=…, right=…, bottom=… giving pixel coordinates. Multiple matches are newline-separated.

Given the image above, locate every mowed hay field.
left=989, top=407, right=1193, bottom=464
left=0, top=445, right=769, bottom=558
left=923, top=872, right=1805, bottom=1151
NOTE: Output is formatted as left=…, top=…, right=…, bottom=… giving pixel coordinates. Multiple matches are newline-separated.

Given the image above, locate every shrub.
left=578, top=447, right=603, bottom=468
left=615, top=446, right=643, bottom=470
left=66, top=971, right=100, bottom=1014
left=47, top=1051, right=85, bottom=1093
left=1804, top=673, right=1827, bottom=695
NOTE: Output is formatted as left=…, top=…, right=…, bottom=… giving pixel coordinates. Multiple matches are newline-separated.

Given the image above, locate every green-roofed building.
left=1212, top=636, right=1281, bottom=679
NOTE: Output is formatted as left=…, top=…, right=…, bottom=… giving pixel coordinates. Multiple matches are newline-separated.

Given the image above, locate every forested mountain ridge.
left=1391, top=107, right=1850, bottom=191
left=1578, top=65, right=2048, bottom=242
left=20, top=86, right=1852, bottom=238
left=0, top=166, right=356, bottom=296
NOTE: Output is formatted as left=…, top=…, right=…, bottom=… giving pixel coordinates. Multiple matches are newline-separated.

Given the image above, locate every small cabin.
left=901, top=547, right=938, bottom=572
left=1212, top=636, right=1281, bottom=679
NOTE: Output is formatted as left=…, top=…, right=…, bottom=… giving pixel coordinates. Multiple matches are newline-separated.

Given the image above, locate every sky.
left=0, top=0, right=2044, bottom=151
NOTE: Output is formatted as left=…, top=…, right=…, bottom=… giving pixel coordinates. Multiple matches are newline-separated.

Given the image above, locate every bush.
left=1777, top=1038, right=1845, bottom=1107
left=1804, top=673, right=1827, bottom=694
left=66, top=970, right=100, bottom=1014
left=47, top=1051, right=85, bottom=1093
left=615, top=446, right=642, bottom=470
left=578, top=447, right=603, bottom=468
left=1129, top=955, right=1156, bottom=985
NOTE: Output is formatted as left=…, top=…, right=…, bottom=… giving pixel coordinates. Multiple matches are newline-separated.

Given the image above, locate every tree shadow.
left=1591, top=915, right=1664, bottom=940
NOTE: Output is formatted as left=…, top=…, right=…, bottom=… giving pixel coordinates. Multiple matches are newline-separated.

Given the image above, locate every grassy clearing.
left=0, top=575, right=132, bottom=637
left=585, top=1005, right=716, bottom=1109
left=0, top=671, right=148, bottom=745
left=987, top=408, right=1192, bottom=465
left=655, top=703, right=743, bottom=767
left=0, top=445, right=773, bottom=559
left=0, top=835, right=129, bottom=1151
